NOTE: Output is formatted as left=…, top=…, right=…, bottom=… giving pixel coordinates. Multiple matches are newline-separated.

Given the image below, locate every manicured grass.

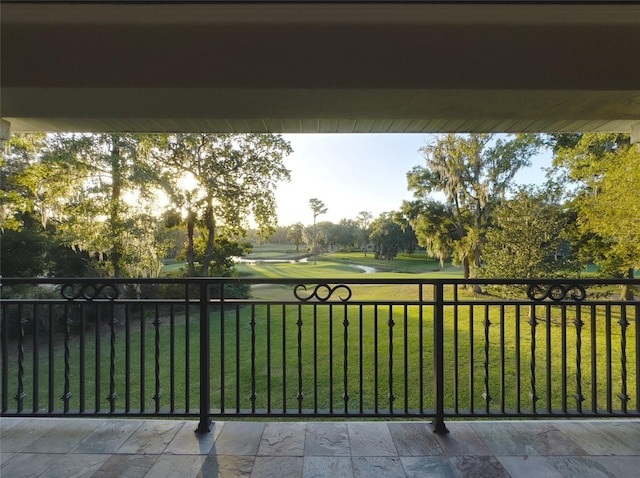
left=7, top=251, right=635, bottom=416
left=161, top=246, right=463, bottom=279
left=4, top=287, right=636, bottom=417
left=244, top=243, right=305, bottom=259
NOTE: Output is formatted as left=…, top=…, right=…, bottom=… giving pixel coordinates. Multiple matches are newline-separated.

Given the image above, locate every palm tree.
left=309, top=198, right=327, bottom=265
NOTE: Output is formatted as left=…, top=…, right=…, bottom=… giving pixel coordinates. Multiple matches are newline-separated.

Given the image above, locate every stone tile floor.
left=1, top=418, right=639, bottom=477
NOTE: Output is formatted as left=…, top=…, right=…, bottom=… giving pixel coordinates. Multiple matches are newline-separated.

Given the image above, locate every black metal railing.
left=1, top=277, right=638, bottom=433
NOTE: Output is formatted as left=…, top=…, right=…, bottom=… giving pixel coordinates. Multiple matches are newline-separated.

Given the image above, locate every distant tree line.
left=259, top=209, right=417, bottom=261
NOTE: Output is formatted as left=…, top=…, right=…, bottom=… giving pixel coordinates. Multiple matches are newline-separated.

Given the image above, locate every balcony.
left=1, top=276, right=639, bottom=476
left=2, top=277, right=639, bottom=423
left=2, top=416, right=640, bottom=477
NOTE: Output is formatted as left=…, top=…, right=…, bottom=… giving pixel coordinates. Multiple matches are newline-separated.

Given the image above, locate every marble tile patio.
left=1, top=418, right=639, bottom=477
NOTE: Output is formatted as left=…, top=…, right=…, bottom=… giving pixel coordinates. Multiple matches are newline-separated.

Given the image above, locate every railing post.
left=432, top=282, right=448, bottom=434
left=196, top=281, right=212, bottom=434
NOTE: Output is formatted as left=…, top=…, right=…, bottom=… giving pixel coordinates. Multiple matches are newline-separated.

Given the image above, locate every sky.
left=274, top=134, right=553, bottom=226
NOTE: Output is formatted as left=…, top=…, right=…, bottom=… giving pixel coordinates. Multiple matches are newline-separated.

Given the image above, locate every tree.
left=43, top=133, right=163, bottom=277
left=549, top=133, right=638, bottom=299
left=267, top=225, right=289, bottom=244
left=1, top=133, right=145, bottom=278
left=287, top=222, right=305, bottom=252
left=356, top=211, right=373, bottom=255
left=335, top=218, right=358, bottom=251
left=369, top=212, right=406, bottom=260
left=480, top=186, right=578, bottom=279
left=0, top=213, right=49, bottom=276
left=162, top=134, right=292, bottom=276
left=309, top=198, right=327, bottom=264
left=401, top=200, right=457, bottom=269
left=407, top=133, right=540, bottom=282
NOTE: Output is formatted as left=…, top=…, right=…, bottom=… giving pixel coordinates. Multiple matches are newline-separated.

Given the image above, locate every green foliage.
left=2, top=133, right=291, bottom=279
left=369, top=212, right=411, bottom=260
left=160, top=133, right=292, bottom=276
left=576, top=144, right=640, bottom=278
left=192, top=235, right=252, bottom=277
left=0, top=212, right=92, bottom=277
left=287, top=222, right=305, bottom=251
left=401, top=200, right=457, bottom=269
left=480, top=186, right=579, bottom=279
left=550, top=133, right=639, bottom=282
left=406, top=133, right=541, bottom=279
left=0, top=214, right=48, bottom=276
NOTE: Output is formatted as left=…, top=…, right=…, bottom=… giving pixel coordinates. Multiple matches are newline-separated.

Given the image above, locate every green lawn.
left=4, top=286, right=636, bottom=417
left=5, top=251, right=635, bottom=416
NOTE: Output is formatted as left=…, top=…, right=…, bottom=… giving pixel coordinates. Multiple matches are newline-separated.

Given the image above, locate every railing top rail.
left=2, top=277, right=640, bottom=286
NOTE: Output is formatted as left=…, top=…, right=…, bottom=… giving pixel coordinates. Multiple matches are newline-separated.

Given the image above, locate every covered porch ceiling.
left=1, top=1, right=639, bottom=135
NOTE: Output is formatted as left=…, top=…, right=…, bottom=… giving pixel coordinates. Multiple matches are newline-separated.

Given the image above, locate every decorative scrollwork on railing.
left=293, top=283, right=352, bottom=302
left=61, top=283, right=120, bottom=300
left=526, top=283, right=587, bottom=302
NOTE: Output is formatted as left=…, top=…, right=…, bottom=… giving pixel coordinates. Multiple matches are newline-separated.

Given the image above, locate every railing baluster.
left=236, top=304, right=241, bottom=414
left=329, top=304, right=334, bottom=414
left=184, top=284, right=190, bottom=413
left=60, top=302, right=73, bottom=413
left=1, top=303, right=8, bottom=414
left=546, top=304, right=552, bottom=414
left=312, top=304, right=317, bottom=414
left=469, top=304, right=475, bottom=414
left=482, top=304, right=491, bottom=413
left=95, top=304, right=101, bottom=413
left=220, top=284, right=225, bottom=414
left=453, top=285, right=459, bottom=414
left=500, top=305, right=505, bottom=414
left=403, top=304, right=408, bottom=415
left=432, top=282, right=447, bottom=433
left=343, top=303, right=349, bottom=414
left=79, top=304, right=86, bottom=413
left=169, top=305, right=175, bottom=414
left=48, top=305, right=54, bottom=413
left=152, top=304, right=161, bottom=414
left=267, top=304, right=272, bottom=414
left=33, top=304, right=39, bottom=414
left=529, top=304, right=538, bottom=414
left=590, top=304, right=597, bottom=413
left=250, top=304, right=257, bottom=414
left=418, top=286, right=424, bottom=415
left=196, top=281, right=211, bottom=433
left=282, top=303, right=287, bottom=414
left=574, top=304, right=584, bottom=413
left=125, top=304, right=131, bottom=413
left=635, top=303, right=640, bottom=413
left=297, top=304, right=304, bottom=413
left=16, top=307, right=26, bottom=413
left=561, top=305, right=567, bottom=414
left=108, top=301, right=118, bottom=413
left=359, top=304, right=364, bottom=415
left=139, top=304, right=144, bottom=413
left=606, top=305, right=613, bottom=413
left=374, top=305, right=379, bottom=414
left=388, top=305, right=395, bottom=414
left=619, top=305, right=630, bottom=413
left=515, top=304, right=521, bottom=415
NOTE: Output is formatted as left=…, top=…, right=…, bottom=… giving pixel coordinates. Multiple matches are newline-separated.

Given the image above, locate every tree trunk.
left=109, top=135, right=122, bottom=278
left=186, top=209, right=196, bottom=276
left=202, top=195, right=215, bottom=276
left=462, top=256, right=470, bottom=281
left=473, top=245, right=482, bottom=294
left=621, top=268, right=635, bottom=301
